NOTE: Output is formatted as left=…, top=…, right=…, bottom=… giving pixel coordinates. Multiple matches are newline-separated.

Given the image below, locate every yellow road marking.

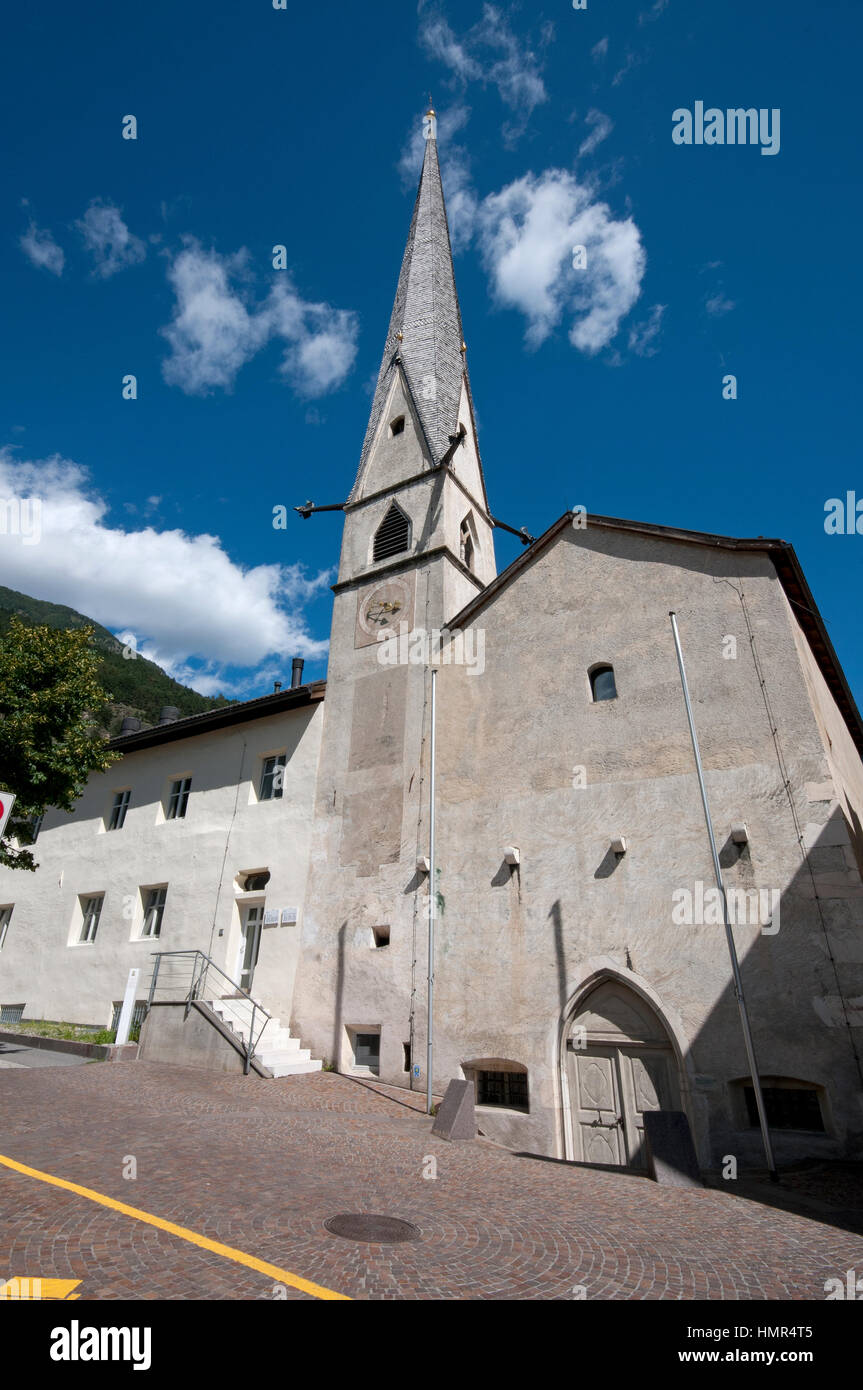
left=1, top=1276, right=81, bottom=1300
left=0, top=1153, right=350, bottom=1301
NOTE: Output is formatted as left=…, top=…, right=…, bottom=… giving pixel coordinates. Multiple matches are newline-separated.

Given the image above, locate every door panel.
left=570, top=1048, right=625, bottom=1165
left=238, top=905, right=263, bottom=991
left=617, top=1048, right=674, bottom=1169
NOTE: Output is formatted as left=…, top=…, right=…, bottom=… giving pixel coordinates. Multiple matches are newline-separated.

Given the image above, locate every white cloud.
left=705, top=291, right=736, bottom=317
left=160, top=240, right=359, bottom=397
left=628, top=303, right=665, bottom=356
left=476, top=169, right=646, bottom=353
left=639, top=0, right=669, bottom=24
left=0, top=449, right=329, bottom=693
left=591, top=37, right=609, bottom=62
left=612, top=49, right=641, bottom=86
left=76, top=200, right=146, bottom=278
left=419, top=5, right=548, bottom=140
left=20, top=222, right=65, bottom=276
left=578, top=110, right=614, bottom=158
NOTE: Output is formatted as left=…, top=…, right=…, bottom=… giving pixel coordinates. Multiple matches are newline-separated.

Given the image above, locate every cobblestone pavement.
left=1, top=1062, right=861, bottom=1301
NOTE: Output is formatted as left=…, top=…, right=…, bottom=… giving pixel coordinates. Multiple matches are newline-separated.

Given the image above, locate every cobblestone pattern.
left=1, top=1063, right=862, bottom=1301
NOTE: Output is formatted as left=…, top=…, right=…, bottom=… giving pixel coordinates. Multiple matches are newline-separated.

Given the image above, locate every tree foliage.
left=0, top=619, right=120, bottom=870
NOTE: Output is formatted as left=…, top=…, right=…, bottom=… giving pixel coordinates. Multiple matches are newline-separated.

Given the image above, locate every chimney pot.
left=291, top=657, right=305, bottom=689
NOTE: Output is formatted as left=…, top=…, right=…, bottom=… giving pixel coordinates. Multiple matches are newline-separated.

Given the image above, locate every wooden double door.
left=566, top=982, right=681, bottom=1169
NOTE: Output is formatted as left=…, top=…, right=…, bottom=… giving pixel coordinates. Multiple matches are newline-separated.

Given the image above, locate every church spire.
left=350, top=110, right=486, bottom=506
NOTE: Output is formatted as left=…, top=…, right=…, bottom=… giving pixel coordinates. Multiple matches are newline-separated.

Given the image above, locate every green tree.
left=0, top=619, right=120, bottom=870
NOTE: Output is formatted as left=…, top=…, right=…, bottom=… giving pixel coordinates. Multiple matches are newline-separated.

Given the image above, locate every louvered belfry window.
left=373, top=502, right=411, bottom=561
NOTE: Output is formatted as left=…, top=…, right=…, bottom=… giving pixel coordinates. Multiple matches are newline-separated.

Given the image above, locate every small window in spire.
left=390, top=415, right=405, bottom=437
left=374, top=502, right=411, bottom=562
left=460, top=516, right=475, bottom=573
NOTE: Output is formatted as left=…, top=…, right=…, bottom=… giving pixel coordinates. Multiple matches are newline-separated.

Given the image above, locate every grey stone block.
left=644, top=1110, right=702, bottom=1188
left=431, top=1079, right=476, bottom=1141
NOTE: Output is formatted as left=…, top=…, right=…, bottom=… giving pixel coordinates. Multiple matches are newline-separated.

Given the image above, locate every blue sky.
left=1, top=0, right=861, bottom=703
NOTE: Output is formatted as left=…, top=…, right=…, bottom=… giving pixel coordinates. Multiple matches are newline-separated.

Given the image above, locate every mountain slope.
left=0, top=585, right=234, bottom=736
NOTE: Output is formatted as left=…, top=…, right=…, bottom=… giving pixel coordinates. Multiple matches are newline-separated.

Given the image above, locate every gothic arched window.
left=459, top=517, right=475, bottom=572
left=373, top=501, right=411, bottom=561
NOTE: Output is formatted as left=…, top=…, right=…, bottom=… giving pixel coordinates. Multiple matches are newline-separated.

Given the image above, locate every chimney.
left=158, top=706, right=180, bottom=725
left=120, top=717, right=141, bottom=734
left=273, top=681, right=282, bottom=693
left=291, top=657, right=305, bottom=689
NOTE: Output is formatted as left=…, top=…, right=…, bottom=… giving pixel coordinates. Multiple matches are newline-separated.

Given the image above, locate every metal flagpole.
left=669, top=612, right=778, bottom=1181
left=426, top=666, right=437, bottom=1116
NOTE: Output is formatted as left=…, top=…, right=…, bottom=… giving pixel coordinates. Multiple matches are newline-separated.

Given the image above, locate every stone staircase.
left=206, top=995, right=322, bottom=1077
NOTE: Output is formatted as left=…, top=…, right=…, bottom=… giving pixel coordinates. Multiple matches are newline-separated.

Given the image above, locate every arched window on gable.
left=373, top=501, right=411, bottom=561
left=590, top=664, right=617, bottom=702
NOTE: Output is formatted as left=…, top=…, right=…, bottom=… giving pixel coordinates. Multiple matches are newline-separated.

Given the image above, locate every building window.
left=403, top=1042, right=411, bottom=1073
left=259, top=755, right=286, bottom=801
left=0, top=906, right=12, bottom=951
left=390, top=415, right=405, bottom=436
left=372, top=925, right=390, bottom=948
left=373, top=502, right=411, bottom=562
left=25, top=814, right=43, bottom=844
left=167, top=778, right=191, bottom=820
left=351, top=1030, right=380, bottom=1074
left=590, top=664, right=617, bottom=702
left=108, top=790, right=131, bottom=830
left=79, top=895, right=104, bottom=944
left=0, top=1004, right=25, bottom=1025
left=459, top=517, right=475, bottom=573
left=743, top=1082, right=825, bottom=1133
left=141, top=887, right=167, bottom=939
left=243, top=870, right=271, bottom=892
left=476, top=1069, right=529, bottom=1111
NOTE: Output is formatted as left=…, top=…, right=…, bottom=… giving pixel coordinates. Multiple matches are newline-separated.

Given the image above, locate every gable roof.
left=448, top=511, right=863, bottom=759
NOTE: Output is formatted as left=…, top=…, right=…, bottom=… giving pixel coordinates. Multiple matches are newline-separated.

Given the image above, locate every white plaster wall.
left=0, top=705, right=323, bottom=1031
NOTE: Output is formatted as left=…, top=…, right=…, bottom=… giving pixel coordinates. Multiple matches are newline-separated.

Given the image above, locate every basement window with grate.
left=373, top=502, right=411, bottom=561
left=743, top=1081, right=826, bottom=1133
left=476, top=1069, right=529, bottom=1111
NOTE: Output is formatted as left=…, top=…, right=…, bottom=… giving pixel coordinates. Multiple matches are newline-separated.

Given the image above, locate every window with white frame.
left=79, top=895, right=104, bottom=944
left=166, top=778, right=191, bottom=820
left=141, top=887, right=167, bottom=938
left=108, top=789, right=131, bottom=830
left=0, top=905, right=12, bottom=951
left=259, top=754, right=287, bottom=801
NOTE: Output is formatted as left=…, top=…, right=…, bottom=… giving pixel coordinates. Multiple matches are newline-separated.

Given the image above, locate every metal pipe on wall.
left=427, top=666, right=437, bottom=1116
left=669, top=611, right=778, bottom=1182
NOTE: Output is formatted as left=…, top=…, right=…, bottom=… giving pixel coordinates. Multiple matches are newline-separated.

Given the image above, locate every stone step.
left=265, top=1057, right=323, bottom=1078
left=257, top=1046, right=312, bottom=1066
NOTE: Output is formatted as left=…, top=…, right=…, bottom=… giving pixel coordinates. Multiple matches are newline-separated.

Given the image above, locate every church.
left=2, top=116, right=862, bottom=1173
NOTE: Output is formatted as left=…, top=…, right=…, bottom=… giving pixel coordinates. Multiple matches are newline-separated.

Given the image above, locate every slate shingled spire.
left=350, top=113, right=480, bottom=500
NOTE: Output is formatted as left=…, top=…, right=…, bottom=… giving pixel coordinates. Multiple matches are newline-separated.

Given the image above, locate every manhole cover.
left=323, top=1214, right=420, bottom=1244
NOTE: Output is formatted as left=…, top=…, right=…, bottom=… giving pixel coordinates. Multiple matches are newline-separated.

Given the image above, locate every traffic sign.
left=0, top=791, right=16, bottom=839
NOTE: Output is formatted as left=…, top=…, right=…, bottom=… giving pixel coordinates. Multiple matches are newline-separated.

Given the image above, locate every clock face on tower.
left=355, top=575, right=414, bottom=646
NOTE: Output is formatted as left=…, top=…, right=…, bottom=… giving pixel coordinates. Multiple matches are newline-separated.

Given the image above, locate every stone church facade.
left=2, top=121, right=862, bottom=1172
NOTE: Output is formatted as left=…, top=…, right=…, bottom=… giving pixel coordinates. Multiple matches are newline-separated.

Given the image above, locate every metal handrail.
left=147, top=949, right=272, bottom=1075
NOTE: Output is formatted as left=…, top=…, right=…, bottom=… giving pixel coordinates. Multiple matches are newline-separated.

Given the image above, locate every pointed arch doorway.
left=563, top=979, right=682, bottom=1169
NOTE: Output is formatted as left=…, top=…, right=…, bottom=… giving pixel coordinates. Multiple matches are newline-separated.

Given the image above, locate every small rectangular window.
left=353, top=1031, right=380, bottom=1072
left=477, top=1070, right=529, bottom=1111
left=744, top=1085, right=824, bottom=1133
left=108, top=790, right=131, bottom=830
left=141, top=887, right=167, bottom=939
left=167, top=778, right=191, bottom=820
left=80, top=895, right=104, bottom=944
left=0, top=906, right=13, bottom=951
left=372, top=925, right=390, bottom=948
left=26, top=814, right=43, bottom=844
left=403, top=1042, right=411, bottom=1073
left=259, top=754, right=287, bottom=801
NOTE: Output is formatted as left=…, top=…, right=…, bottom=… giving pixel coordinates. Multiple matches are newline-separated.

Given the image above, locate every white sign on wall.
left=0, top=791, right=16, bottom=839
left=281, top=907, right=298, bottom=924
left=262, top=909, right=280, bottom=926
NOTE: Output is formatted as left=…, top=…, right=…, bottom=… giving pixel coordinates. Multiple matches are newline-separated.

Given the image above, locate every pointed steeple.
left=350, top=112, right=486, bottom=506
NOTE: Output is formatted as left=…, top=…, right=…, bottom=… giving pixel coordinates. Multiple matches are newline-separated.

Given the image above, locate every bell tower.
left=292, top=111, right=495, bottom=1087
